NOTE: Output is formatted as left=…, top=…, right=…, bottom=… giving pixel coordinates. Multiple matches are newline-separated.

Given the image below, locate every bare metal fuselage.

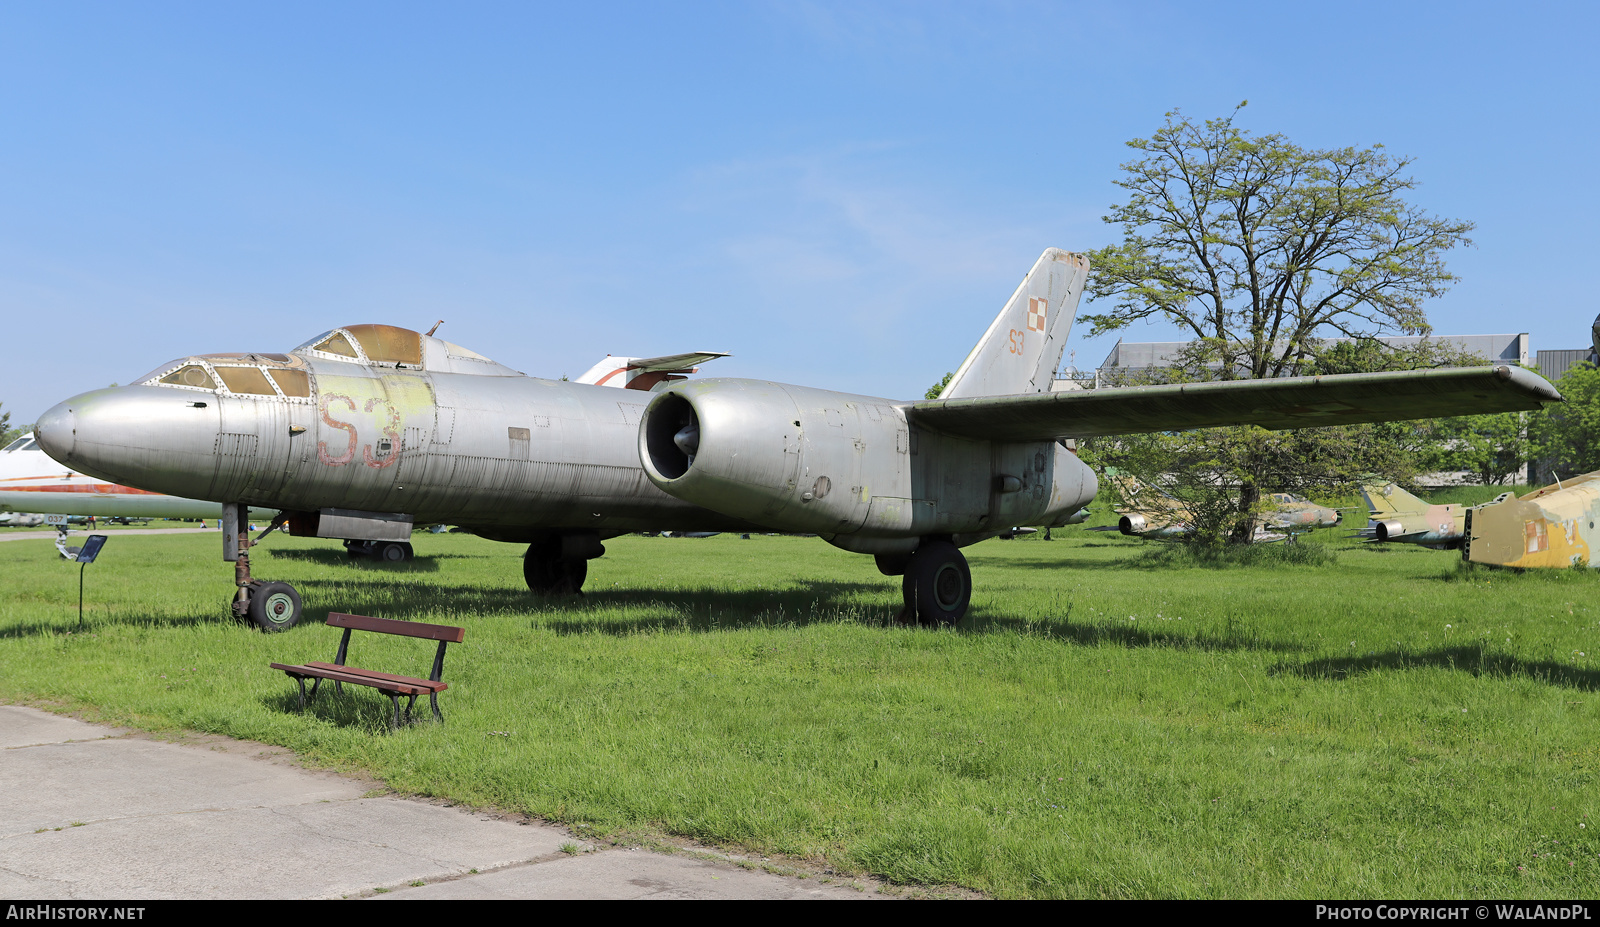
left=41, top=362, right=751, bottom=535
left=39, top=350, right=1096, bottom=545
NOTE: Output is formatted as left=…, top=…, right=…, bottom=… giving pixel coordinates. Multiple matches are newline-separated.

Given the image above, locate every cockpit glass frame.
left=344, top=324, right=423, bottom=366
left=214, top=365, right=280, bottom=396
left=158, top=364, right=219, bottom=391
left=3, top=436, right=31, bottom=453
left=313, top=332, right=361, bottom=358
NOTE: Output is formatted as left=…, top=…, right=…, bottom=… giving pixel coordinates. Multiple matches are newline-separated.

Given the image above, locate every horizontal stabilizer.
left=909, top=366, right=1562, bottom=442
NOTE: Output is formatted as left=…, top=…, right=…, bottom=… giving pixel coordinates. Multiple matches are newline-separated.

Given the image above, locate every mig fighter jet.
left=1353, top=479, right=1475, bottom=549
left=1102, top=475, right=1336, bottom=540
left=32, top=249, right=1564, bottom=630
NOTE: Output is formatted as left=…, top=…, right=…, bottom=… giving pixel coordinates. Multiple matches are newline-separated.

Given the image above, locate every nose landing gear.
left=226, top=503, right=304, bottom=632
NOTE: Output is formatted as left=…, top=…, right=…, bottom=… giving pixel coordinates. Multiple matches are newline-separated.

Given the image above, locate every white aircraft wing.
left=908, top=365, right=1562, bottom=441
left=627, top=352, right=729, bottom=372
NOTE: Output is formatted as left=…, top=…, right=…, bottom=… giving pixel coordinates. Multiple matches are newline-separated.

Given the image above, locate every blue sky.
left=3, top=1, right=1596, bottom=422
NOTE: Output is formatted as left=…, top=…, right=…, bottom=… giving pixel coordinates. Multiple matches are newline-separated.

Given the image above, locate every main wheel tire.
left=901, top=540, right=970, bottom=627
left=523, top=541, right=587, bottom=595
left=247, top=581, right=303, bottom=632
left=377, top=542, right=407, bottom=562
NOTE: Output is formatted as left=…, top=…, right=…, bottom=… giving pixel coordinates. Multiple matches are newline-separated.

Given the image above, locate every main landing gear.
left=523, top=533, right=603, bottom=595
left=225, top=504, right=305, bottom=632
left=878, top=537, right=972, bottom=627
left=344, top=539, right=415, bottom=562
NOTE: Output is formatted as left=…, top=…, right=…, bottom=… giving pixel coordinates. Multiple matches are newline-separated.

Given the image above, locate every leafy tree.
left=1080, top=107, right=1475, bottom=544
left=0, top=403, right=31, bottom=448
left=1530, top=362, right=1600, bottom=481
left=925, top=371, right=954, bottom=400
left=1430, top=412, right=1531, bottom=485
left=1084, top=104, right=1473, bottom=381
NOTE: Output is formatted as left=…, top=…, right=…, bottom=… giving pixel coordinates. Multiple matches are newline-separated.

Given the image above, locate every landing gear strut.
left=225, top=503, right=304, bottom=632
left=898, top=539, right=971, bottom=627
left=523, top=533, right=601, bottom=595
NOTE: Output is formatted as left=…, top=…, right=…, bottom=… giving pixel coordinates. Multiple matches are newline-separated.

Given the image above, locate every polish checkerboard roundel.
left=1027, top=296, right=1047, bottom=332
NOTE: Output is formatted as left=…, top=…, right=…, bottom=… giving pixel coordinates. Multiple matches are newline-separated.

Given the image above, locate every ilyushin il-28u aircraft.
left=33, top=249, right=1565, bottom=631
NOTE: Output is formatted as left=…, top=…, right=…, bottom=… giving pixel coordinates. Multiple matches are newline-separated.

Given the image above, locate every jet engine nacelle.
left=1374, top=519, right=1406, bottom=542
left=638, top=378, right=1096, bottom=547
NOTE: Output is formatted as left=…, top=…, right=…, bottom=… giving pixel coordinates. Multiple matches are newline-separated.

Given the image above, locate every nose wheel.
left=241, top=580, right=304, bottom=632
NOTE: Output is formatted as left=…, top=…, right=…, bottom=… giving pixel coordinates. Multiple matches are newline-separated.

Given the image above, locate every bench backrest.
left=326, top=612, right=465, bottom=643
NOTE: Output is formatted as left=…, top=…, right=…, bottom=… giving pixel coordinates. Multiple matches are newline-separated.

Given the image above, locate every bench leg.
left=293, top=677, right=308, bottom=710
left=309, top=677, right=323, bottom=703
left=403, top=694, right=418, bottom=726
left=429, top=691, right=444, bottom=724
left=386, top=693, right=401, bottom=730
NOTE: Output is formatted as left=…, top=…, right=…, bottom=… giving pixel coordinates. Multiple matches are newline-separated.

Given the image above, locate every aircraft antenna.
left=426, top=320, right=444, bottom=336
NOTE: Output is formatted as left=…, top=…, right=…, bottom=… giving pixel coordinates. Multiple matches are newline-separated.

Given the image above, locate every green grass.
left=1, top=525, right=1596, bottom=898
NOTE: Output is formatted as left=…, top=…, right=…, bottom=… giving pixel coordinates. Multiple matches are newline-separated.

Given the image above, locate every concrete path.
left=0, top=706, right=884, bottom=900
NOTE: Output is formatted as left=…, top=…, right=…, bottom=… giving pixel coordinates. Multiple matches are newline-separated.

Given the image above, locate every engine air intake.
left=643, top=392, right=698, bottom=480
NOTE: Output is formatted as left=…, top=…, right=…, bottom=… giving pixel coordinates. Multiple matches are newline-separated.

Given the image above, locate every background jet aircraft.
left=1, top=432, right=275, bottom=523
left=1464, top=471, right=1600, bottom=569
left=1263, top=493, right=1341, bottom=530
left=1101, top=474, right=1334, bottom=540
left=32, top=249, right=1563, bottom=631
left=1353, top=479, right=1473, bottom=549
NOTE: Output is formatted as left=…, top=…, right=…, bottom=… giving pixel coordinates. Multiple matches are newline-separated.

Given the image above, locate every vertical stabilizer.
left=939, top=249, right=1089, bottom=399
left=1360, top=481, right=1427, bottom=518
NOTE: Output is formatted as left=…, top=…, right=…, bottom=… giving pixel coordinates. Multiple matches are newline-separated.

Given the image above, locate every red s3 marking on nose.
left=318, top=395, right=358, bottom=466
left=362, top=397, right=402, bottom=469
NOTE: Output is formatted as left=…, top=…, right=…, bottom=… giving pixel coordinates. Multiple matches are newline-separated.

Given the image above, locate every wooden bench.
left=271, top=613, right=465, bottom=728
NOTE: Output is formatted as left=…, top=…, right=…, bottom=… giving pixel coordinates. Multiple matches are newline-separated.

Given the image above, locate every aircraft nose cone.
left=33, top=400, right=76, bottom=463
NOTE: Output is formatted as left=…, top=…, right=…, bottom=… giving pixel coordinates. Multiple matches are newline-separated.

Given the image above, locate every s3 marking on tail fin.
left=938, top=249, right=1089, bottom=400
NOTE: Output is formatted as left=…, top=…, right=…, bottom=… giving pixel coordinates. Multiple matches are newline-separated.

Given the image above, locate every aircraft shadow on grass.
left=971, top=613, right=1299, bottom=653
left=260, top=548, right=444, bottom=572
left=1280, top=646, right=1600, bottom=692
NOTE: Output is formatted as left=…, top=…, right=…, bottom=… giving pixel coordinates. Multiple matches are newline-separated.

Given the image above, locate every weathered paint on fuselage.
left=1465, top=472, right=1600, bottom=569
left=42, top=372, right=746, bottom=533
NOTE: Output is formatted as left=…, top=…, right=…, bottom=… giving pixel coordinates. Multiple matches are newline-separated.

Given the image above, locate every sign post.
left=76, top=534, right=107, bottom=630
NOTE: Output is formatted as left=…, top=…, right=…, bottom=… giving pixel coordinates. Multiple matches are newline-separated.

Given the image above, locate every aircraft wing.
left=907, top=366, right=1561, bottom=441
left=628, top=352, right=729, bottom=372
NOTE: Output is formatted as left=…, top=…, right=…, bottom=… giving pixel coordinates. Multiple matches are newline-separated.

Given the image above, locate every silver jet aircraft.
left=32, top=250, right=1563, bottom=631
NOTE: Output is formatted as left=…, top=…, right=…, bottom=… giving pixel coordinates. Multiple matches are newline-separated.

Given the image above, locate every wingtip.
left=1492, top=365, right=1562, bottom=402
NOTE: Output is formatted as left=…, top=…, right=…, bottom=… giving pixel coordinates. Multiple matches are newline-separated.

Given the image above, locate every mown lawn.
left=0, top=520, right=1595, bottom=898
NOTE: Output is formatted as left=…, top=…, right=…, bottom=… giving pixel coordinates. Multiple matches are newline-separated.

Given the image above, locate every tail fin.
left=939, top=249, right=1089, bottom=400
left=1360, top=480, right=1427, bottom=517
